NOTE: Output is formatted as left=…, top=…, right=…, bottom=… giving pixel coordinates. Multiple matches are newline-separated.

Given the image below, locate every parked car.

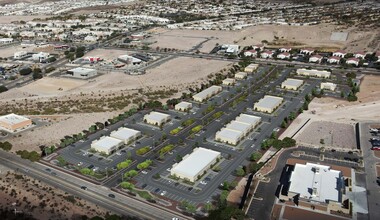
left=141, top=170, right=148, bottom=174
left=108, top=194, right=115, bottom=198
left=81, top=186, right=87, bottom=190
left=160, top=191, right=167, bottom=196
left=154, top=188, right=160, bottom=193
left=141, top=184, right=147, bottom=189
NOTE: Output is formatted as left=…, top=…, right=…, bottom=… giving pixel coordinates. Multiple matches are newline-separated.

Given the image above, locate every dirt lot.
left=280, top=75, right=380, bottom=141
left=0, top=171, right=108, bottom=219
left=7, top=112, right=117, bottom=153
left=0, top=15, right=49, bottom=24
left=149, top=24, right=378, bottom=53
left=19, top=77, right=88, bottom=96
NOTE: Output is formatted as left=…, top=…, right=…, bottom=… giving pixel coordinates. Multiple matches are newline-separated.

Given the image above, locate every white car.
left=200, top=181, right=207, bottom=185
left=141, top=170, right=148, bottom=174
left=116, top=152, right=122, bottom=156
left=160, top=190, right=167, bottom=196
left=78, top=162, right=83, bottom=166
left=166, top=168, right=171, bottom=172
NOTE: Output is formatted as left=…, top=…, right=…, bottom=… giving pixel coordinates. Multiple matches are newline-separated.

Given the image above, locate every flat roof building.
left=175, top=101, right=192, bottom=112
left=235, top=72, right=247, bottom=80
left=193, top=85, right=222, bottom=102
left=222, top=78, right=235, bottom=86
left=67, top=67, right=97, bottom=79
left=110, top=127, right=141, bottom=144
left=91, top=136, right=124, bottom=155
left=0, top=113, right=32, bottom=132
left=244, top=64, right=259, bottom=73
left=288, top=163, right=343, bottom=203
left=296, top=69, right=331, bottom=78
left=320, top=82, right=337, bottom=91
left=143, top=111, right=171, bottom=126
left=254, top=95, right=283, bottom=113
left=171, top=147, right=221, bottom=182
left=281, top=78, right=304, bottom=90
left=215, top=113, right=261, bottom=146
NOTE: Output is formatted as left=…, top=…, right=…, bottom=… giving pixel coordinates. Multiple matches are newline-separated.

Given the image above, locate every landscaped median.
left=136, top=146, right=151, bottom=156
left=190, top=125, right=203, bottom=134
left=170, top=127, right=182, bottom=135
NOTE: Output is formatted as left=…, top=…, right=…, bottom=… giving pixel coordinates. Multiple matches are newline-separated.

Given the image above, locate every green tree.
left=0, top=85, right=8, bottom=93
left=235, top=167, right=245, bottom=176
left=19, top=68, right=32, bottom=75
left=0, top=141, right=12, bottom=151
left=120, top=181, right=134, bottom=190
left=250, top=152, right=262, bottom=162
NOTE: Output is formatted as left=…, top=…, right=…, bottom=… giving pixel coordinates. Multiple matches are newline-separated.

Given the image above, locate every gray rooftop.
left=235, top=114, right=261, bottom=126
left=110, top=127, right=140, bottom=140
left=226, top=121, right=251, bottom=133
left=92, top=136, right=123, bottom=151
left=282, top=78, right=304, bottom=87
left=255, top=95, right=283, bottom=109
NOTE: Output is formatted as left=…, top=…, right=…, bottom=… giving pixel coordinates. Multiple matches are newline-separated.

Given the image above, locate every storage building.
left=91, top=136, right=124, bottom=155
left=171, top=147, right=221, bottom=182
left=67, top=67, right=97, bottom=79
left=244, top=64, right=259, bottom=73
left=320, top=82, right=337, bottom=91
left=175, top=101, right=192, bottom=112
left=235, top=72, right=247, bottom=80
left=281, top=78, right=304, bottom=90
left=215, top=128, right=244, bottom=146
left=192, top=85, right=222, bottom=102
left=13, top=51, right=28, bottom=59
left=222, top=78, right=235, bottom=86
left=0, top=113, right=32, bottom=132
left=143, top=111, right=171, bottom=126
left=110, top=127, right=141, bottom=144
left=296, top=69, right=331, bottom=78
left=254, top=95, right=283, bottom=113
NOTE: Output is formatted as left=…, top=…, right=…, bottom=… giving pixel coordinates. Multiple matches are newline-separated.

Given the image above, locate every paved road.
left=0, top=150, right=192, bottom=220
left=359, top=122, right=380, bottom=220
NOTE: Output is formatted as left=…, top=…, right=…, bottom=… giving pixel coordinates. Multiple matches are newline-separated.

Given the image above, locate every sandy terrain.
left=0, top=171, right=108, bottom=219
left=0, top=15, right=50, bottom=24
left=19, top=77, right=88, bottom=96
left=149, top=24, right=378, bottom=53
left=84, top=48, right=131, bottom=61
left=280, top=75, right=380, bottom=141
left=7, top=112, right=117, bottom=152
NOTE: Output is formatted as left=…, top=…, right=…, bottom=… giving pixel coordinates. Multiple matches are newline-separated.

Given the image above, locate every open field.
left=280, top=75, right=380, bottom=141
left=19, top=77, right=88, bottom=96
left=0, top=171, right=108, bottom=219
left=296, top=121, right=356, bottom=149
left=6, top=112, right=117, bottom=153
left=149, top=24, right=379, bottom=53
left=0, top=15, right=50, bottom=23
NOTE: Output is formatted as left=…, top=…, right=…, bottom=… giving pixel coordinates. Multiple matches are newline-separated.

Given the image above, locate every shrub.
left=120, top=181, right=134, bottom=190
left=136, top=146, right=150, bottom=155
left=117, top=159, right=132, bottom=170
left=19, top=68, right=32, bottom=75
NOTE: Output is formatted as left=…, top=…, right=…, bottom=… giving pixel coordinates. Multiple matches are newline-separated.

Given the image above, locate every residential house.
left=252, top=44, right=264, bottom=51
left=354, top=52, right=366, bottom=59
left=261, top=51, right=274, bottom=59
left=327, top=56, right=341, bottom=64
left=309, top=55, right=323, bottom=63
left=332, top=50, right=347, bottom=58
left=244, top=50, right=257, bottom=57
left=300, top=48, right=314, bottom=55
left=279, top=47, right=291, bottom=53
left=277, top=52, right=290, bottom=60
left=346, top=57, right=359, bottom=66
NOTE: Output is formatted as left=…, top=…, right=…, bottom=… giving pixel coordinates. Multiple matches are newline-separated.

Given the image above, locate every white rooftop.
left=110, top=127, right=140, bottom=140
left=69, top=67, right=95, bottom=73
left=92, top=136, right=123, bottom=151
left=235, top=114, right=261, bottom=125
left=216, top=128, right=243, bottom=140
left=175, top=101, right=192, bottom=108
left=171, top=148, right=220, bottom=178
left=226, top=121, right=251, bottom=133
left=282, top=78, right=304, bottom=87
left=289, top=163, right=343, bottom=203
left=255, top=95, right=283, bottom=109
left=145, top=111, right=170, bottom=121
left=193, top=85, right=222, bottom=100
left=0, top=113, right=30, bottom=125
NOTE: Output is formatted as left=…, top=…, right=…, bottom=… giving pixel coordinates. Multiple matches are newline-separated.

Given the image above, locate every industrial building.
left=0, top=113, right=32, bottom=132
left=244, top=64, right=259, bottom=73
left=281, top=78, right=304, bottom=90
left=90, top=136, right=124, bottom=155
left=67, top=67, right=97, bottom=79
left=32, top=52, right=50, bottom=62
left=235, top=72, right=247, bottom=80
left=175, top=101, right=192, bottom=112
left=171, top=147, right=221, bottom=182
left=0, top=38, right=13, bottom=44
left=215, top=113, right=261, bottom=145
left=254, top=95, right=283, bottom=113
left=143, top=111, right=171, bottom=126
left=222, top=78, right=235, bottom=86
left=192, top=85, right=222, bottom=102
left=320, top=82, right=337, bottom=91
left=13, top=51, right=28, bottom=60
left=110, top=127, right=141, bottom=144
left=279, top=162, right=351, bottom=214
left=296, top=69, right=331, bottom=78
left=118, top=55, right=142, bottom=65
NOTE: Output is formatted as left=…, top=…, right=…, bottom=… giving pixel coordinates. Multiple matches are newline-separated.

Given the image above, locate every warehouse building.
left=0, top=113, right=32, bottom=132
left=193, top=85, right=222, bottom=102
left=222, top=78, right=235, bottom=86
left=320, top=82, right=337, bottom=91
left=281, top=78, right=304, bottom=90
left=110, top=127, right=141, bottom=144
left=13, top=51, right=28, bottom=60
left=296, top=69, right=331, bottom=78
left=254, top=95, right=283, bottom=113
left=32, top=52, right=50, bottom=62
left=67, top=67, right=97, bottom=79
left=91, top=136, right=124, bottom=155
left=244, top=64, right=259, bottom=73
left=215, top=113, right=261, bottom=145
left=143, top=111, right=171, bottom=126
left=235, top=72, right=247, bottom=80
left=215, top=128, right=244, bottom=146
left=175, top=101, right=192, bottom=112
left=171, top=147, right=221, bottom=182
